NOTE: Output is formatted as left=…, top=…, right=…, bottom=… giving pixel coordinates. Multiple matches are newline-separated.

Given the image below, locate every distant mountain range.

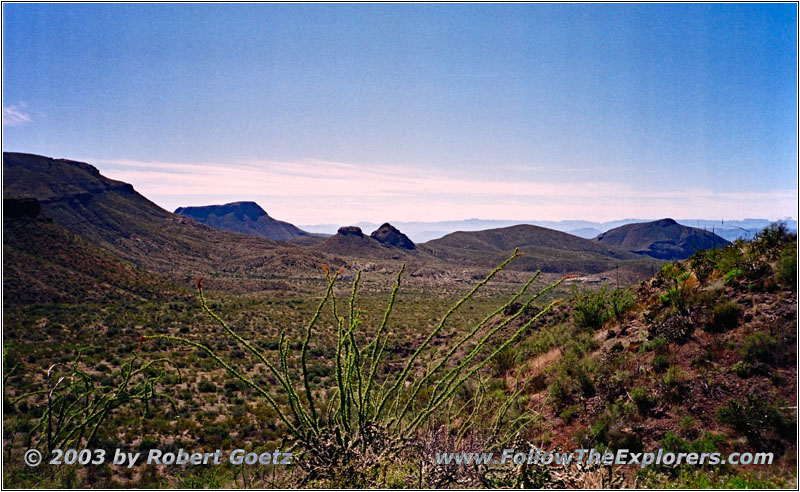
left=3, top=152, right=777, bottom=288
left=300, top=218, right=796, bottom=243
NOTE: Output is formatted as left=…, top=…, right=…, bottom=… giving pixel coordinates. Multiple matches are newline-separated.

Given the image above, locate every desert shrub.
left=16, top=353, right=176, bottom=453
left=651, top=355, right=669, bottom=373
left=657, top=262, right=696, bottom=312
left=528, top=372, right=547, bottom=392
left=661, top=430, right=689, bottom=453
left=689, top=249, right=717, bottom=283
left=586, top=401, right=638, bottom=451
left=571, top=286, right=609, bottom=330
left=740, top=331, right=778, bottom=365
left=724, top=268, right=743, bottom=283
left=754, top=222, right=792, bottom=253
left=717, top=394, right=795, bottom=451
left=197, top=379, right=216, bottom=393
left=608, top=288, right=635, bottom=320
left=548, top=374, right=572, bottom=410
left=716, top=242, right=746, bottom=275
left=642, top=336, right=667, bottom=353
left=305, top=363, right=333, bottom=380
left=559, top=404, right=582, bottom=423
left=566, top=332, right=599, bottom=356
left=491, top=346, right=518, bottom=376
left=649, top=314, right=693, bottom=344
left=557, top=350, right=595, bottom=399
left=731, top=360, right=765, bottom=379
left=704, top=302, right=742, bottom=333
left=602, top=369, right=630, bottom=401
left=661, top=366, right=688, bottom=403
left=776, top=241, right=797, bottom=290
left=629, top=386, right=652, bottom=414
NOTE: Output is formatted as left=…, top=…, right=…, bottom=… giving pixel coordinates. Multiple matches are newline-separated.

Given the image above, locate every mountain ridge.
left=174, top=201, right=311, bottom=241
left=2, top=152, right=338, bottom=288
left=300, top=218, right=796, bottom=243
left=421, top=223, right=662, bottom=275
left=594, top=218, right=730, bottom=260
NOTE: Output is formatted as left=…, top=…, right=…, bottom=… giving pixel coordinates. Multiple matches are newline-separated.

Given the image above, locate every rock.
left=337, top=226, right=364, bottom=237
left=370, top=223, right=415, bottom=250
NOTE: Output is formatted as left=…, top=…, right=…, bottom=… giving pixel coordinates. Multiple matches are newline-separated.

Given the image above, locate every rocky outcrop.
left=337, top=226, right=365, bottom=237
left=370, top=223, right=415, bottom=250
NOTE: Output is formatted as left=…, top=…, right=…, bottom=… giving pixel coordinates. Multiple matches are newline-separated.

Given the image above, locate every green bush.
left=491, top=346, right=518, bottom=376
left=608, top=288, right=635, bottom=320
left=558, top=351, right=595, bottom=398
left=661, top=366, right=688, bottom=403
left=651, top=355, right=669, bottom=373
left=689, top=249, right=718, bottom=283
left=571, top=286, right=609, bottom=330
left=754, top=222, right=791, bottom=252
left=724, top=268, right=743, bottom=283
left=705, top=302, right=741, bottom=333
left=740, top=331, right=778, bottom=365
left=642, top=336, right=667, bottom=353
left=732, top=361, right=752, bottom=378
left=776, top=241, right=797, bottom=290
left=197, top=379, right=216, bottom=393
left=661, top=430, right=689, bottom=453
left=630, top=386, right=652, bottom=414
left=657, top=263, right=693, bottom=311
left=559, top=404, right=582, bottom=423
left=548, top=374, right=571, bottom=410
left=717, top=394, right=795, bottom=450
left=715, top=241, right=746, bottom=275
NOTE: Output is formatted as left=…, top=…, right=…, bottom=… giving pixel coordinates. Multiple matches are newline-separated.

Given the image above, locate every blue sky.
left=3, top=3, right=797, bottom=224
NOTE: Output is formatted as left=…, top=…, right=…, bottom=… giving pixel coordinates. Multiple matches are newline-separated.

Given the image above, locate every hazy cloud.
left=2, top=103, right=32, bottom=126
left=85, top=157, right=797, bottom=225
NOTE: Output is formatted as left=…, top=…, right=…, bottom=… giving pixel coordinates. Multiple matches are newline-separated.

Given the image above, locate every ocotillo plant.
left=14, top=350, right=178, bottom=452
left=145, top=249, right=568, bottom=485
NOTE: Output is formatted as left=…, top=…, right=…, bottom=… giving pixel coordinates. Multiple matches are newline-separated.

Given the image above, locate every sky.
left=2, top=3, right=797, bottom=224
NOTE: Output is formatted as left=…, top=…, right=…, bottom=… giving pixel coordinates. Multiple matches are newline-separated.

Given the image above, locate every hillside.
left=3, top=198, right=173, bottom=305
left=422, top=224, right=662, bottom=275
left=175, top=201, right=311, bottom=241
left=499, top=224, right=797, bottom=487
left=2, top=152, right=337, bottom=288
left=594, top=218, right=729, bottom=260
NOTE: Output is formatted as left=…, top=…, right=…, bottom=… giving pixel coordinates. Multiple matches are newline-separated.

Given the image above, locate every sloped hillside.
left=595, top=218, right=729, bottom=260
left=3, top=152, right=336, bottom=286
left=175, top=201, right=311, bottom=241
left=501, top=224, right=796, bottom=487
left=3, top=198, right=173, bottom=305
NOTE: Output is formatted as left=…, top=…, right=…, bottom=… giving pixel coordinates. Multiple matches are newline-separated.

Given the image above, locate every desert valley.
left=2, top=152, right=796, bottom=488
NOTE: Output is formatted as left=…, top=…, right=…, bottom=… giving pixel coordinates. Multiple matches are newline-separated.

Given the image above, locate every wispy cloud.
left=2, top=103, right=32, bottom=127
left=84, top=157, right=797, bottom=225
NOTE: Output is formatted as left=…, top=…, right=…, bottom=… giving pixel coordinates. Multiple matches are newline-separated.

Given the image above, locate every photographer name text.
left=24, top=448, right=292, bottom=468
